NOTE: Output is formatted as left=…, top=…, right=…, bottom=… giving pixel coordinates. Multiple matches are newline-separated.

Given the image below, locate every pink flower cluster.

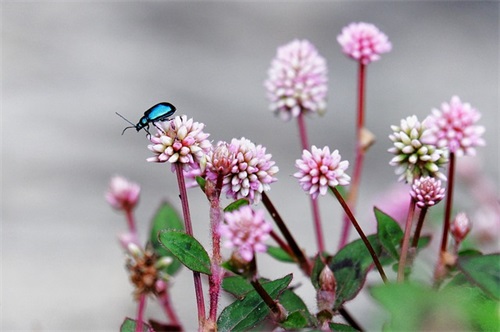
left=294, top=146, right=351, bottom=199
left=424, top=96, right=485, bottom=156
left=410, top=176, right=445, bottom=208
left=206, top=138, right=279, bottom=204
left=218, top=206, right=272, bottom=262
left=337, top=22, right=392, bottom=65
left=147, top=115, right=212, bottom=170
left=106, top=176, right=141, bottom=211
left=265, top=39, right=328, bottom=121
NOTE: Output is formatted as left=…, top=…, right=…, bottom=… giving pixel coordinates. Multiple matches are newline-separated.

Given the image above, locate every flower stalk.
left=297, top=113, right=324, bottom=253
left=397, top=199, right=417, bottom=282
left=262, top=192, right=312, bottom=275
left=340, top=62, right=366, bottom=250
left=331, top=186, right=387, bottom=283
left=205, top=176, right=224, bottom=324
left=440, top=152, right=455, bottom=254
left=174, top=163, right=206, bottom=330
left=135, top=294, right=147, bottom=332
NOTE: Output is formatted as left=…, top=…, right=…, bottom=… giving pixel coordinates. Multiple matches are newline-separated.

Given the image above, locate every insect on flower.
left=116, top=102, right=177, bottom=136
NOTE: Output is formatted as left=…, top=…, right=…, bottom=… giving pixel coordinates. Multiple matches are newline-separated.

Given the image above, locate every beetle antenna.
left=121, top=126, right=136, bottom=135
left=115, top=112, right=135, bottom=126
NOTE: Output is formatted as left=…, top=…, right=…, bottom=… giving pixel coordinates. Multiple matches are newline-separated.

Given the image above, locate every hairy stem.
left=207, top=175, right=224, bottom=324
left=174, top=163, right=206, bottom=330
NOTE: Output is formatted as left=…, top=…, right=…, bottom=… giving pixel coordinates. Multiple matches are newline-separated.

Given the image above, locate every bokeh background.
left=3, top=1, right=498, bottom=330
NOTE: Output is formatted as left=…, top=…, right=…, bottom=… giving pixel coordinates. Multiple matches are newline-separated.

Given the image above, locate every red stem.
left=434, top=152, right=456, bottom=285
left=297, top=112, right=309, bottom=151
left=339, top=62, right=366, bottom=250
left=208, top=175, right=224, bottom=324
left=297, top=112, right=325, bottom=253
left=411, top=207, right=428, bottom=249
left=159, top=286, right=182, bottom=329
left=262, top=192, right=312, bottom=275
left=135, top=294, right=147, bottom=332
left=397, top=199, right=417, bottom=282
left=270, top=230, right=294, bottom=258
left=125, top=209, right=137, bottom=234
left=440, top=152, right=456, bottom=252
left=174, top=163, right=206, bottom=330
left=332, top=186, right=387, bottom=283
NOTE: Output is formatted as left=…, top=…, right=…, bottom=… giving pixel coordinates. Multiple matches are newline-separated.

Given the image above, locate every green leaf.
left=280, top=311, right=308, bottom=329
left=221, top=275, right=262, bottom=298
left=217, top=274, right=293, bottom=332
left=279, top=289, right=315, bottom=326
left=375, top=207, right=403, bottom=260
left=267, top=246, right=295, bottom=263
left=195, top=176, right=206, bottom=192
left=329, top=235, right=382, bottom=309
left=457, top=253, right=500, bottom=300
left=120, top=318, right=153, bottom=332
left=310, top=254, right=327, bottom=290
left=149, top=201, right=184, bottom=275
left=371, top=282, right=500, bottom=331
left=224, top=198, right=249, bottom=212
left=329, top=322, right=360, bottom=331
left=158, top=231, right=212, bottom=275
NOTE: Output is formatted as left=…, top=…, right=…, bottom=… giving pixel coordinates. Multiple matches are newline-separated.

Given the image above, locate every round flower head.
left=265, top=39, right=328, bottom=121
left=206, top=141, right=236, bottom=177
left=106, top=175, right=141, bottom=211
left=337, top=22, right=392, bottom=65
left=388, top=115, right=448, bottom=183
left=218, top=206, right=272, bottom=262
left=215, top=137, right=278, bottom=204
left=147, top=115, right=212, bottom=171
left=410, top=176, right=446, bottom=208
left=294, top=146, right=351, bottom=199
left=424, top=96, right=485, bottom=156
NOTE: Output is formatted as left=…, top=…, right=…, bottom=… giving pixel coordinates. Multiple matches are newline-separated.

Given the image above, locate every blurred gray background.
left=3, top=1, right=498, bottom=331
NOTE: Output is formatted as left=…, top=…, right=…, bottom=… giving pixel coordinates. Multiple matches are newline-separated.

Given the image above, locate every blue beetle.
left=116, top=102, right=177, bottom=136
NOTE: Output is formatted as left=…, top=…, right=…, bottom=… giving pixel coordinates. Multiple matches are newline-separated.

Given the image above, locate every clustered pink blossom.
left=206, top=141, right=235, bottom=177
left=424, top=96, right=485, bottom=157
left=388, top=115, right=448, bottom=182
left=106, top=175, right=141, bottom=211
left=208, top=137, right=278, bottom=204
left=147, top=115, right=212, bottom=170
left=294, top=146, right=351, bottom=199
left=337, top=22, right=392, bottom=65
left=265, top=39, right=328, bottom=121
left=410, top=176, right=446, bottom=208
left=218, top=206, right=272, bottom=262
